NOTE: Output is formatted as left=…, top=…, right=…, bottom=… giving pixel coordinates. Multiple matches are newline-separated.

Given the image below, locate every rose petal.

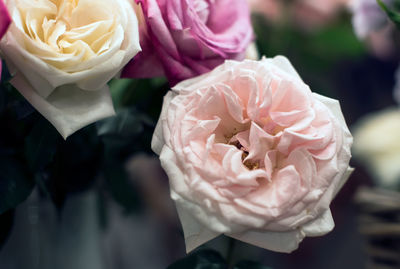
left=11, top=72, right=115, bottom=139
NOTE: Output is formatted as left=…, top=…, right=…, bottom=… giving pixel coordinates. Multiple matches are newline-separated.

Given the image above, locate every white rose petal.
left=0, top=0, right=141, bottom=138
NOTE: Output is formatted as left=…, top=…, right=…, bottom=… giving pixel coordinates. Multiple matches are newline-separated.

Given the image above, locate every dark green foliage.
left=43, top=125, right=102, bottom=208
left=167, top=249, right=228, bottom=269
left=234, top=261, right=273, bottom=269
left=24, top=118, right=60, bottom=172
left=97, top=107, right=155, bottom=213
left=0, top=210, right=14, bottom=250
left=0, top=157, right=34, bottom=214
left=167, top=249, right=273, bottom=269
left=253, top=14, right=365, bottom=98
left=0, top=82, right=36, bottom=215
left=95, top=78, right=168, bottom=214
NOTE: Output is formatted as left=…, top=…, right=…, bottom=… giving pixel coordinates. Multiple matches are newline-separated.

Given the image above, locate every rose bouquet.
left=0, top=0, right=362, bottom=268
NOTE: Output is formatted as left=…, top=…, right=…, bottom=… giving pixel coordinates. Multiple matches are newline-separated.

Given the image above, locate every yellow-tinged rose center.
left=14, top=0, right=120, bottom=71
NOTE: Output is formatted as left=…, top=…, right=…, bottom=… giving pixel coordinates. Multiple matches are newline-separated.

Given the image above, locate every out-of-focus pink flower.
left=300, top=0, right=350, bottom=17
left=247, top=0, right=282, bottom=21
left=350, top=0, right=397, bottom=59
left=350, top=0, right=391, bottom=39
left=122, top=0, right=254, bottom=85
left=294, top=0, right=350, bottom=30
left=0, top=0, right=11, bottom=77
left=367, top=25, right=397, bottom=59
left=248, top=0, right=349, bottom=30
left=152, top=56, right=353, bottom=253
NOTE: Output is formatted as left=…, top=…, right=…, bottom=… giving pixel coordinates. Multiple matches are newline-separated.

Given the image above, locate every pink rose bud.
left=152, top=56, right=353, bottom=253
left=122, top=0, right=254, bottom=85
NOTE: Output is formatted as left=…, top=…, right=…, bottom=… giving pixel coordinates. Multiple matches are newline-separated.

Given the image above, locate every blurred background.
left=1, top=0, right=400, bottom=268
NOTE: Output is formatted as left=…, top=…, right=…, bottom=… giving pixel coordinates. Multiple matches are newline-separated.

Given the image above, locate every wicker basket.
left=354, top=187, right=400, bottom=269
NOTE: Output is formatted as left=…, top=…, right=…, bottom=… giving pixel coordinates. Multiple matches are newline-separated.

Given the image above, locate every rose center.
left=193, top=0, right=210, bottom=24
left=228, top=139, right=260, bottom=171
left=15, top=0, right=118, bottom=70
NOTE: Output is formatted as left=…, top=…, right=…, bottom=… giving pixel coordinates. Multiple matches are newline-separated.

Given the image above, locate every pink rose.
left=122, top=0, right=253, bottom=85
left=0, top=0, right=11, bottom=77
left=0, top=0, right=9, bottom=39
left=152, top=56, right=353, bottom=253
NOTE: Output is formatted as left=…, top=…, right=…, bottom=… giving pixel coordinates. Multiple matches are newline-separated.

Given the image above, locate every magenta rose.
left=152, top=56, right=353, bottom=253
left=0, top=0, right=9, bottom=39
left=122, top=0, right=253, bottom=85
left=0, top=0, right=11, bottom=77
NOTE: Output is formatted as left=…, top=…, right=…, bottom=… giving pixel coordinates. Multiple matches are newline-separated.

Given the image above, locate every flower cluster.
left=0, top=0, right=353, bottom=254
left=0, top=0, right=253, bottom=138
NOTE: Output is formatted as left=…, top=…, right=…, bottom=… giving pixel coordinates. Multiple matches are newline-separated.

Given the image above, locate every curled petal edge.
left=11, top=73, right=115, bottom=139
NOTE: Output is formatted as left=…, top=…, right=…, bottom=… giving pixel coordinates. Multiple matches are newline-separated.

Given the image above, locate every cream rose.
left=152, top=56, right=353, bottom=253
left=0, top=0, right=141, bottom=138
left=353, top=108, right=400, bottom=189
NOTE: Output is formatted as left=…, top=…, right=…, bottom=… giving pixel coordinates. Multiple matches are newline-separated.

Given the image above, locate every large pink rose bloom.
left=152, top=56, right=353, bottom=253
left=0, top=0, right=11, bottom=77
left=122, top=0, right=253, bottom=85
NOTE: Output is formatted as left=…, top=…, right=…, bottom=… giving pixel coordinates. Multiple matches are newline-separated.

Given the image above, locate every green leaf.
left=44, top=126, right=101, bottom=209
left=109, top=78, right=168, bottom=110
left=0, top=157, right=34, bottom=214
left=97, top=107, right=155, bottom=156
left=24, top=118, right=60, bottom=172
left=102, top=161, right=142, bottom=214
left=234, top=261, right=273, bottom=269
left=109, top=78, right=169, bottom=120
left=377, top=0, right=400, bottom=28
left=97, top=108, right=151, bottom=138
left=97, top=108, right=154, bottom=213
left=167, top=249, right=227, bottom=269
